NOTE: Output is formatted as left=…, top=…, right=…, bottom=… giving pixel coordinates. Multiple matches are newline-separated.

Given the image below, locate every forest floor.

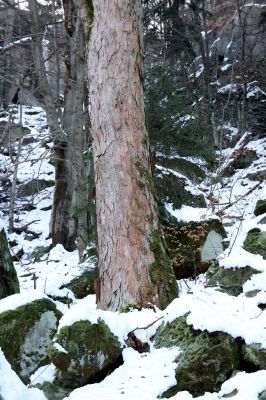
left=0, top=106, right=266, bottom=400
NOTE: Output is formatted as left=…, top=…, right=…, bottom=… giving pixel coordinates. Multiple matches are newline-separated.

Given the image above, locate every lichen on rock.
left=49, top=319, right=122, bottom=388
left=0, top=298, right=62, bottom=383
left=154, top=314, right=240, bottom=397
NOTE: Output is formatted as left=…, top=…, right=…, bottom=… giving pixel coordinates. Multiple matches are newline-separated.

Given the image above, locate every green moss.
left=254, top=200, right=266, bottom=217
left=243, top=229, right=266, bottom=259
left=50, top=319, right=122, bottom=388
left=85, top=0, right=94, bottom=42
left=62, top=267, right=98, bottom=299
left=242, top=343, right=266, bottom=369
left=206, top=263, right=258, bottom=296
left=148, top=230, right=178, bottom=309
left=30, top=382, right=71, bottom=400
left=163, top=220, right=226, bottom=280
left=154, top=315, right=240, bottom=397
left=135, top=159, right=154, bottom=190
left=0, top=299, right=62, bottom=383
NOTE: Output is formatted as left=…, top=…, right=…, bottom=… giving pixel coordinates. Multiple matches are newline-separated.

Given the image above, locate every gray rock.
left=154, top=315, right=239, bottom=397
left=0, top=298, right=62, bottom=383
left=50, top=319, right=122, bottom=388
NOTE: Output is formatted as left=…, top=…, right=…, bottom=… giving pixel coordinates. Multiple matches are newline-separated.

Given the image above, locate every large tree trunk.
left=88, top=0, right=177, bottom=310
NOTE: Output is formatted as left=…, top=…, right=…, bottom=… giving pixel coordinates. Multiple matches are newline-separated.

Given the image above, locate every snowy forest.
left=0, top=0, right=266, bottom=399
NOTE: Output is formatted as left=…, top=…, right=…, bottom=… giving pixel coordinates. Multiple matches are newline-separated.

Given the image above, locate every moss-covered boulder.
left=0, top=298, right=62, bottom=383
left=206, top=263, right=258, bottom=296
left=50, top=319, right=122, bottom=388
left=254, top=200, right=266, bottom=217
left=242, top=343, right=266, bottom=369
left=61, top=267, right=98, bottom=299
left=163, top=220, right=226, bottom=279
left=243, top=229, right=266, bottom=259
left=0, top=228, right=20, bottom=299
left=154, top=315, right=240, bottom=397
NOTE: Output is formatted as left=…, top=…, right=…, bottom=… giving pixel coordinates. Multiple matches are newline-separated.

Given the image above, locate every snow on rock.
left=58, top=295, right=164, bottom=345
left=0, top=290, right=47, bottom=314
left=0, top=349, right=46, bottom=400
left=63, top=347, right=180, bottom=400
left=30, top=364, right=56, bottom=385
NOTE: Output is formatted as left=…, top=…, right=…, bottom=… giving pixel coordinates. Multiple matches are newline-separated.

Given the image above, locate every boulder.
left=50, top=319, right=122, bottom=388
left=0, top=228, right=20, bottom=299
left=206, top=262, right=258, bottom=296
left=60, top=267, right=98, bottom=299
left=242, top=343, right=266, bottom=370
left=154, top=315, right=240, bottom=397
left=163, top=220, right=226, bottom=279
left=243, top=228, right=266, bottom=259
left=0, top=298, right=62, bottom=383
left=254, top=200, right=266, bottom=217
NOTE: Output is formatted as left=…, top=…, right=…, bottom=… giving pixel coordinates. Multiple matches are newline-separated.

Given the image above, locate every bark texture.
left=88, top=0, right=177, bottom=310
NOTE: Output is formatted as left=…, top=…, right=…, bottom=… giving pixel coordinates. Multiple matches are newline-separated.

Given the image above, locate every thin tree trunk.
left=88, top=0, right=177, bottom=310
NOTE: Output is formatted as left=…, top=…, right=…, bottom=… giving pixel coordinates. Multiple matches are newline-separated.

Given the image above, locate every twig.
left=130, top=316, right=164, bottom=334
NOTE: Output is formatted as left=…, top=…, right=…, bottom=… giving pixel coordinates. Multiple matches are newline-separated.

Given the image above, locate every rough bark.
left=88, top=0, right=177, bottom=310
left=29, top=0, right=92, bottom=257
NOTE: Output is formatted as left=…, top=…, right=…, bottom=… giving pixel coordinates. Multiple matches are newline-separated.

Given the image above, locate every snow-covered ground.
left=0, top=106, right=266, bottom=399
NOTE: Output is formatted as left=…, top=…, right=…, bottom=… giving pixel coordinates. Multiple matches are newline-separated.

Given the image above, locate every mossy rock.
left=60, top=267, right=98, bottom=299
left=163, top=220, right=226, bottom=280
left=254, top=200, right=266, bottom=216
left=0, top=228, right=20, bottom=299
left=157, top=156, right=206, bottom=184
left=30, top=382, right=71, bottom=400
left=0, top=298, right=62, bottom=383
left=149, top=230, right=178, bottom=308
left=49, top=319, right=122, bottom=388
left=243, top=228, right=266, bottom=259
left=206, top=263, right=258, bottom=296
left=154, top=315, right=240, bottom=397
left=154, top=170, right=206, bottom=212
left=18, top=179, right=54, bottom=197
left=242, top=343, right=266, bottom=369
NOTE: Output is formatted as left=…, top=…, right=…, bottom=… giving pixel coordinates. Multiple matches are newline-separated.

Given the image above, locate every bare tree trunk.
left=52, top=7, right=90, bottom=257
left=88, top=0, right=177, bottom=310
left=29, top=0, right=92, bottom=257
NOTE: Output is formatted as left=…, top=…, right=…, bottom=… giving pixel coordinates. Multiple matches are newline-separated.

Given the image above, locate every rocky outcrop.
left=163, top=220, right=226, bottom=279
left=50, top=319, right=122, bottom=388
left=0, top=228, right=20, bottom=299
left=154, top=315, right=240, bottom=397
left=0, top=298, right=62, bottom=383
